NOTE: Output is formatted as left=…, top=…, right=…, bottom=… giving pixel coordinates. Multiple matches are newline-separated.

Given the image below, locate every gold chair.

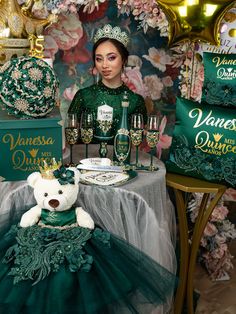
left=166, top=172, right=227, bottom=314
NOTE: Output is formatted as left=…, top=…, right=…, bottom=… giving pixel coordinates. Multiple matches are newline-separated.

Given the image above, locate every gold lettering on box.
left=2, top=133, right=55, bottom=150
left=1, top=132, right=57, bottom=174
left=12, top=150, right=53, bottom=171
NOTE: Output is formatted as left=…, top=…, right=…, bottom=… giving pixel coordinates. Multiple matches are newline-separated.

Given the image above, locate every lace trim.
left=170, top=135, right=236, bottom=186
left=38, top=221, right=78, bottom=230
left=2, top=225, right=110, bottom=285
left=202, top=79, right=236, bottom=107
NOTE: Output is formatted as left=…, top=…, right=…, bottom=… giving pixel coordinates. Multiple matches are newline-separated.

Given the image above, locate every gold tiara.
left=93, top=24, right=129, bottom=47
left=39, top=158, right=62, bottom=179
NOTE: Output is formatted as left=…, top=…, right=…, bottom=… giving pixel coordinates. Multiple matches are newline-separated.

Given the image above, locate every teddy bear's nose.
left=48, top=199, right=60, bottom=209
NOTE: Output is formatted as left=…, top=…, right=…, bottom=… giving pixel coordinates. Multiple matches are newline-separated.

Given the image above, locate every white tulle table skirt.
left=0, top=145, right=177, bottom=314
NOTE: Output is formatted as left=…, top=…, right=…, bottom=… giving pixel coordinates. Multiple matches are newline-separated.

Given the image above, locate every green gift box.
left=0, top=109, right=63, bottom=181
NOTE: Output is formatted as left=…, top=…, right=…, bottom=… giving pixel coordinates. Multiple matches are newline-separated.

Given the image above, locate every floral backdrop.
left=20, top=0, right=236, bottom=279
left=39, top=1, right=180, bottom=157
left=36, top=1, right=236, bottom=160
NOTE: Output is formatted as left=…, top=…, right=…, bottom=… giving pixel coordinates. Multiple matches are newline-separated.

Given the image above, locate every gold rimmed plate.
left=79, top=170, right=137, bottom=187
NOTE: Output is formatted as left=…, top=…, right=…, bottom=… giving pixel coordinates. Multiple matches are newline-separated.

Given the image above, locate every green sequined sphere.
left=0, top=57, right=59, bottom=118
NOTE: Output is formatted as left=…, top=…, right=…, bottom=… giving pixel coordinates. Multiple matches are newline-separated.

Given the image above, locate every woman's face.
left=95, top=40, right=123, bottom=86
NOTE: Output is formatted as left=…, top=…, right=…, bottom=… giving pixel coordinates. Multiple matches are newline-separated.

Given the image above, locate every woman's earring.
left=96, top=72, right=100, bottom=84
left=92, top=67, right=100, bottom=84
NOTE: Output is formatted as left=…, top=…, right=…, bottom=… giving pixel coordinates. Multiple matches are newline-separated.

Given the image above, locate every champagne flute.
left=130, top=113, right=144, bottom=168
left=65, top=113, right=79, bottom=166
left=146, top=115, right=160, bottom=171
left=80, top=111, right=94, bottom=158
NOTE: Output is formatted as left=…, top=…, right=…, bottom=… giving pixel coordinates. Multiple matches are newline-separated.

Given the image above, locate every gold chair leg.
left=174, top=189, right=189, bottom=314
left=187, top=189, right=226, bottom=313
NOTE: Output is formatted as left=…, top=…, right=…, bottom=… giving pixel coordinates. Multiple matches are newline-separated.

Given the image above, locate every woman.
left=68, top=24, right=147, bottom=141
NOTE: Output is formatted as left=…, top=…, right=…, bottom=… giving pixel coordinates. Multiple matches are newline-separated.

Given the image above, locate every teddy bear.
left=20, top=166, right=94, bottom=230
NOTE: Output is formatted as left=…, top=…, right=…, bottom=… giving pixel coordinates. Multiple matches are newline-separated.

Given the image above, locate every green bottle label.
left=114, top=129, right=130, bottom=163
left=94, top=104, right=113, bottom=140
left=113, top=91, right=130, bottom=163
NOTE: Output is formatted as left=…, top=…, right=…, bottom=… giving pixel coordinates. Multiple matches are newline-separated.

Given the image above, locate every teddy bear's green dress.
left=0, top=207, right=176, bottom=314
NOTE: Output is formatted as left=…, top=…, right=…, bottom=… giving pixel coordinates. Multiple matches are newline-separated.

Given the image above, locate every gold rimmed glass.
left=65, top=113, right=79, bottom=166
left=130, top=113, right=144, bottom=168
left=146, top=115, right=160, bottom=171
left=80, top=111, right=94, bottom=158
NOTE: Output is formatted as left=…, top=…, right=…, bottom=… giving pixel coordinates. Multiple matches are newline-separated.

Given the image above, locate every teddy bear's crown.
left=39, top=158, right=62, bottom=179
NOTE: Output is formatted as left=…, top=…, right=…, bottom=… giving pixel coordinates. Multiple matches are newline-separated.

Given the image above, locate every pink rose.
left=224, top=188, right=236, bottom=202
left=143, top=47, right=172, bottom=72
left=203, top=222, right=218, bottom=237
left=45, top=14, right=83, bottom=51
left=122, top=67, right=148, bottom=98
left=143, top=75, right=164, bottom=100
left=211, top=205, right=229, bottom=222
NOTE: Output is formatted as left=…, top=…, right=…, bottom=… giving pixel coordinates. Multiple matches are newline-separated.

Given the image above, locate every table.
left=166, top=173, right=226, bottom=314
left=0, top=145, right=177, bottom=314
left=73, top=144, right=176, bottom=236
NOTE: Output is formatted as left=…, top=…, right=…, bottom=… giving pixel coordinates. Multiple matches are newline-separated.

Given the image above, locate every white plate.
left=79, top=170, right=137, bottom=186
left=79, top=158, right=111, bottom=166
left=80, top=171, right=128, bottom=186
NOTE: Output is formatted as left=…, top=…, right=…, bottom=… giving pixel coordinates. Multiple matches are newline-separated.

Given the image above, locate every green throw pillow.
left=166, top=97, right=236, bottom=187
left=201, top=52, right=236, bottom=107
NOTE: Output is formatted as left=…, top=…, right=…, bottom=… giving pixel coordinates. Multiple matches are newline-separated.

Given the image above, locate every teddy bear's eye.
left=44, top=193, right=48, bottom=197
left=58, top=190, right=63, bottom=194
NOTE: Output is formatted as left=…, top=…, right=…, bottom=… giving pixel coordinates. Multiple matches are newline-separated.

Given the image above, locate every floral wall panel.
left=43, top=1, right=180, bottom=158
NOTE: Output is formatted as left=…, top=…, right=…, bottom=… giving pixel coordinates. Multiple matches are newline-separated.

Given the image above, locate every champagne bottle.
left=113, top=91, right=131, bottom=164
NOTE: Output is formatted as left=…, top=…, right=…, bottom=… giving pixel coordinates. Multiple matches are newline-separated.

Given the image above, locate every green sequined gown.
left=0, top=207, right=176, bottom=314
left=69, top=81, right=147, bottom=143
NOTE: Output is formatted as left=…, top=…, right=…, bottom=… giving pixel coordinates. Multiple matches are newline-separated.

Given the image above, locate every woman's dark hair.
left=92, top=38, right=129, bottom=67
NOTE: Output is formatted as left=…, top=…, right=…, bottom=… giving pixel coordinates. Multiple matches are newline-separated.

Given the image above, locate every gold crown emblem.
left=94, top=24, right=129, bottom=47
left=29, top=148, right=39, bottom=158
left=39, top=158, right=62, bottom=179
left=213, top=133, right=223, bottom=142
